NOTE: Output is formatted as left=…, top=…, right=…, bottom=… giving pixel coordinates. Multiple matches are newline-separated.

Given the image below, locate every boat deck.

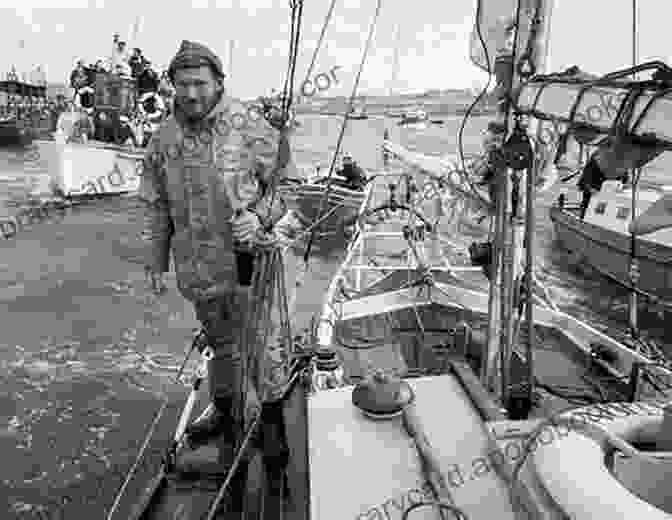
left=308, top=375, right=517, bottom=520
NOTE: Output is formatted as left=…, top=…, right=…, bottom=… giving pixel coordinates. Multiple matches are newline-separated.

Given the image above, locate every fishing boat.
left=121, top=0, right=672, bottom=518
left=277, top=159, right=373, bottom=234
left=551, top=181, right=672, bottom=302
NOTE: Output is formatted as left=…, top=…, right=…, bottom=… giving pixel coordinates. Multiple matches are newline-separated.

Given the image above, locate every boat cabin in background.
left=67, top=42, right=165, bottom=147
left=90, top=72, right=138, bottom=144
left=0, top=74, right=49, bottom=147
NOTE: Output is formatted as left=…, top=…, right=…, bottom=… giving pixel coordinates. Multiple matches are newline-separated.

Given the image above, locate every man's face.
left=173, top=66, right=221, bottom=120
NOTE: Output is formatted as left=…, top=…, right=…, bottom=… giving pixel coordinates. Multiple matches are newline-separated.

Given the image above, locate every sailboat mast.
left=481, top=0, right=555, bottom=412
left=384, top=24, right=401, bottom=116
left=389, top=24, right=400, bottom=99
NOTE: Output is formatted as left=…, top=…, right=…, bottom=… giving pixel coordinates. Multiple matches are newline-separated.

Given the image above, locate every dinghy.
left=278, top=162, right=374, bottom=234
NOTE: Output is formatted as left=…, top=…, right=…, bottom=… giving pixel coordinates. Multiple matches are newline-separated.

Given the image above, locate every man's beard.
left=180, top=91, right=222, bottom=123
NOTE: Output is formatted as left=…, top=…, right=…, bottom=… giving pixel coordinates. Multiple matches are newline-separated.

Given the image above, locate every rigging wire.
left=302, top=0, right=339, bottom=89
left=281, top=0, right=304, bottom=119
left=456, top=0, right=494, bottom=176
left=302, top=0, right=384, bottom=266
left=264, top=0, right=303, bottom=226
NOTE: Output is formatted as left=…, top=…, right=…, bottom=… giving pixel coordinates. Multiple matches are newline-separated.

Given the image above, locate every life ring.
left=528, top=401, right=672, bottom=518
left=75, top=86, right=95, bottom=114
left=139, top=92, right=165, bottom=121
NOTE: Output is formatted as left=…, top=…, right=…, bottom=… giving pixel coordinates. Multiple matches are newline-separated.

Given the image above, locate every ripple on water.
left=0, top=332, right=197, bottom=500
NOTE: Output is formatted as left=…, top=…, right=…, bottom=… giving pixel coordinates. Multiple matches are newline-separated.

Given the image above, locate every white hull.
left=37, top=139, right=143, bottom=197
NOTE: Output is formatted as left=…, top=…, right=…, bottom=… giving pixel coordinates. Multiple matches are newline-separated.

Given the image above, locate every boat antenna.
left=302, top=0, right=383, bottom=266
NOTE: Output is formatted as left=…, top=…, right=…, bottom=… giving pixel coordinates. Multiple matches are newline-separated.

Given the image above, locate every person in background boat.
left=94, top=59, right=108, bottom=73
left=577, top=135, right=664, bottom=219
left=110, top=37, right=131, bottom=77
left=84, top=62, right=98, bottom=86
left=139, top=40, right=298, bottom=485
left=337, top=154, right=367, bottom=190
left=129, top=48, right=145, bottom=78
left=136, top=60, right=159, bottom=95
left=56, top=103, right=94, bottom=143
left=70, top=60, right=89, bottom=91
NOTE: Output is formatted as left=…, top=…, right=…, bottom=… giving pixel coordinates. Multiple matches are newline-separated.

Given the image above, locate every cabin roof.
left=600, top=180, right=662, bottom=203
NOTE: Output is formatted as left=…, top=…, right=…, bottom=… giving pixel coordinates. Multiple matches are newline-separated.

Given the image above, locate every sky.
left=0, top=0, right=670, bottom=98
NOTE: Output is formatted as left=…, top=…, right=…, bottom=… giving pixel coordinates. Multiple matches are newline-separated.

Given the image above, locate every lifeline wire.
left=105, top=331, right=202, bottom=520
left=302, top=0, right=339, bottom=88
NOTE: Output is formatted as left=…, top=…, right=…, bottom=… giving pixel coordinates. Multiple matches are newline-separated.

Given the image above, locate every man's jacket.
left=139, top=95, right=289, bottom=302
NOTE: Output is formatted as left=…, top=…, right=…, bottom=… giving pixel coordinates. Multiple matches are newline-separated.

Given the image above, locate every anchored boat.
left=398, top=107, right=429, bottom=128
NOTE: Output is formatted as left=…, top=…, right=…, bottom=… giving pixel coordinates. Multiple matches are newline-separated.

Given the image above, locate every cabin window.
left=594, top=202, right=607, bottom=215
left=616, top=207, right=631, bottom=220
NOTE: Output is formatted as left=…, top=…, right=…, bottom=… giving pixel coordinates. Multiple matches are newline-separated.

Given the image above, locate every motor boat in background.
left=37, top=62, right=170, bottom=198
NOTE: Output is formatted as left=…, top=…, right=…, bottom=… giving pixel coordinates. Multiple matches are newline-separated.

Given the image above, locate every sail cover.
left=469, top=0, right=541, bottom=73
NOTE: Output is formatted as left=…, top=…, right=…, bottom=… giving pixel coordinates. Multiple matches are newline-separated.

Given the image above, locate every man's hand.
left=275, top=211, right=303, bottom=244
left=144, top=266, right=167, bottom=295
left=232, top=210, right=262, bottom=245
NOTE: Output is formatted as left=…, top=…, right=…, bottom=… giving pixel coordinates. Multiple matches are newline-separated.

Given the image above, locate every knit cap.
left=168, top=40, right=225, bottom=81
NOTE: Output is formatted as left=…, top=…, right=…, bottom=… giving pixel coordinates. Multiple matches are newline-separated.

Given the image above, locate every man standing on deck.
left=139, top=40, right=296, bottom=476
